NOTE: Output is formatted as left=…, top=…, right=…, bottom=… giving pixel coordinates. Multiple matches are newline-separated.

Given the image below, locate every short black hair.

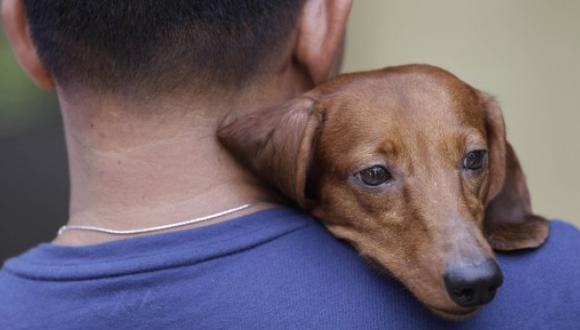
left=23, top=0, right=304, bottom=94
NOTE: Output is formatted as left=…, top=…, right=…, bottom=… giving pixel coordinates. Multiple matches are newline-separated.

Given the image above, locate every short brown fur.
left=218, top=64, right=549, bottom=319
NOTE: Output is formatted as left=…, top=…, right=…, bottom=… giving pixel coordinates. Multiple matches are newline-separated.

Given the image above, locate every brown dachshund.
left=218, top=64, right=549, bottom=319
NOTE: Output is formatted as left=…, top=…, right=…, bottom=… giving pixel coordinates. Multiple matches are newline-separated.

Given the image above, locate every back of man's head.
left=22, top=0, right=305, bottom=95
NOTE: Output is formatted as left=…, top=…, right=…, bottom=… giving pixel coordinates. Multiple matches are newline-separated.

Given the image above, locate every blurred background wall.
left=1, top=0, right=579, bottom=262
left=0, top=15, right=67, bottom=263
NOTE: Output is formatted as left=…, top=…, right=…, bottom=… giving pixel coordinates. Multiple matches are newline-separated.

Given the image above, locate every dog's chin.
left=428, top=305, right=480, bottom=320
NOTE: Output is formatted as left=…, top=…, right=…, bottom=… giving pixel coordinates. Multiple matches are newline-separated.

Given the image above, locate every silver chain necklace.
left=57, top=203, right=252, bottom=236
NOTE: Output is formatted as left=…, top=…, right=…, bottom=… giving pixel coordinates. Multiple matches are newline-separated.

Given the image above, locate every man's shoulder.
left=549, top=219, right=580, bottom=246
left=495, top=219, right=580, bottom=290
left=1, top=213, right=578, bottom=329
left=483, top=220, right=580, bottom=328
left=260, top=217, right=580, bottom=328
left=226, top=214, right=580, bottom=328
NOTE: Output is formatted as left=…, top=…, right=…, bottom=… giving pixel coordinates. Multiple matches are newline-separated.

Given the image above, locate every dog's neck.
left=52, top=80, right=303, bottom=246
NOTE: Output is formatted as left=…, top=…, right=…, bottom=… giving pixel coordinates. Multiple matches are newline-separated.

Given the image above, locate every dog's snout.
left=443, top=259, right=503, bottom=308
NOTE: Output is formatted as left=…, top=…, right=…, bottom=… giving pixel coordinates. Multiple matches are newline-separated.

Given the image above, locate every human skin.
left=1, top=0, right=352, bottom=245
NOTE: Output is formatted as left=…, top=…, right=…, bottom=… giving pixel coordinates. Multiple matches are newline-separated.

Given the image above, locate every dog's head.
left=218, top=64, right=549, bottom=319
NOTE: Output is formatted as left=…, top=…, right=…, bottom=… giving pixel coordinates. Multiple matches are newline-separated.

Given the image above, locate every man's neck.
left=53, top=90, right=287, bottom=246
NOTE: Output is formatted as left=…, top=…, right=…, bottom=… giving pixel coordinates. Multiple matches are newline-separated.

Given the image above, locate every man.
left=1, top=0, right=579, bottom=329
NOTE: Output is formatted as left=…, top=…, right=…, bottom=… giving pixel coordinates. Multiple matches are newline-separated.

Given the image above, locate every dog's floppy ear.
left=480, top=92, right=549, bottom=251
left=218, top=94, right=323, bottom=208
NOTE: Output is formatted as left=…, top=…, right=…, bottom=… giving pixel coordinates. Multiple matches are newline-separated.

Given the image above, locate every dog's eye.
left=357, top=166, right=392, bottom=186
left=463, top=150, right=487, bottom=170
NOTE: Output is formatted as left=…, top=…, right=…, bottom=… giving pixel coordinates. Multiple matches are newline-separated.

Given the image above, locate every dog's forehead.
left=319, top=65, right=484, bottom=133
left=315, top=65, right=487, bottom=163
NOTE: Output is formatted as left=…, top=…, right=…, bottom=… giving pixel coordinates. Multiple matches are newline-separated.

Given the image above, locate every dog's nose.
left=443, top=258, right=503, bottom=307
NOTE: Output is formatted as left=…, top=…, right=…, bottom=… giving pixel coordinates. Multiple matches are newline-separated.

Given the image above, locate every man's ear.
left=294, top=0, right=352, bottom=84
left=2, top=0, right=55, bottom=90
left=480, top=92, right=549, bottom=251
left=218, top=94, right=323, bottom=208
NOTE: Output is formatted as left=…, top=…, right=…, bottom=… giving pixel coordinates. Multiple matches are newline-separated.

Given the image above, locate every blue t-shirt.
left=0, top=208, right=579, bottom=329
